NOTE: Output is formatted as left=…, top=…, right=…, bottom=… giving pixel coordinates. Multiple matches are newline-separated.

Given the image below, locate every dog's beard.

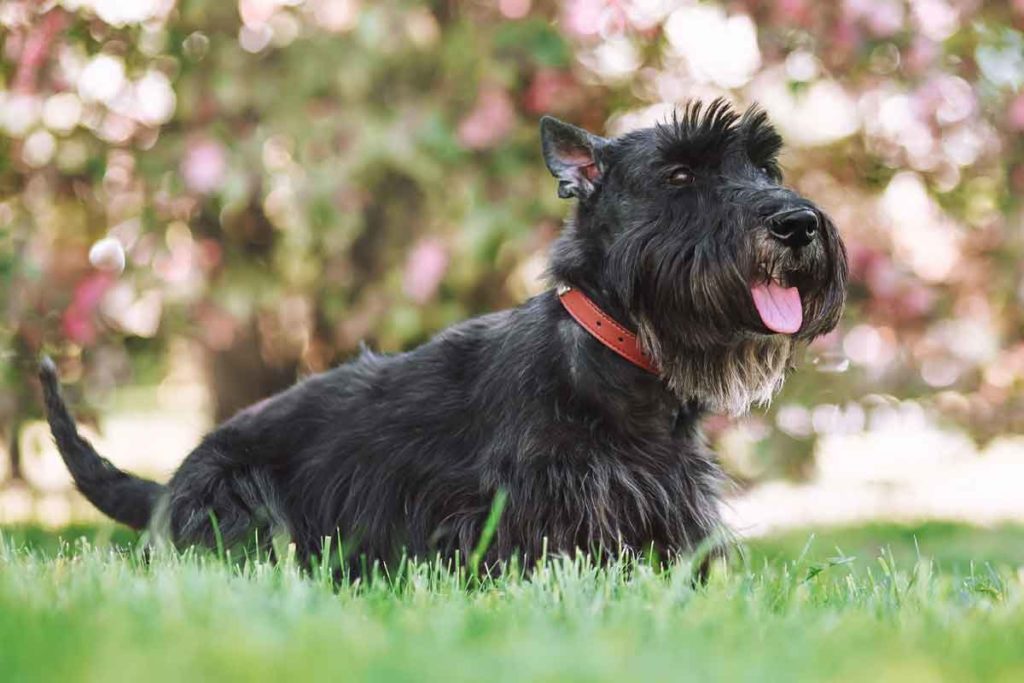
left=627, top=232, right=797, bottom=416
left=637, top=321, right=792, bottom=416
left=613, top=213, right=844, bottom=415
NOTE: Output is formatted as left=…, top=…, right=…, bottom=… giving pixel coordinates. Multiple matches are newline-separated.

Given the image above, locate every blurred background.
left=1, top=0, right=1022, bottom=536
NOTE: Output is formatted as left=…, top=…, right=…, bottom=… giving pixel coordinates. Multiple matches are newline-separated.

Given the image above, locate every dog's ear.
left=540, top=116, right=607, bottom=200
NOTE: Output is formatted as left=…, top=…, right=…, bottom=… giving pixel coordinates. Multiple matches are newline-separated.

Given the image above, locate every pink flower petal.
left=403, top=239, right=449, bottom=303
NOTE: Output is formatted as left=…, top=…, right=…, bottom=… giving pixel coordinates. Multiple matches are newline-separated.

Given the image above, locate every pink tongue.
left=751, top=282, right=803, bottom=334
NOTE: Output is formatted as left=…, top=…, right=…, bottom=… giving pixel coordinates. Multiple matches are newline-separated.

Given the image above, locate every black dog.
left=41, top=99, right=846, bottom=570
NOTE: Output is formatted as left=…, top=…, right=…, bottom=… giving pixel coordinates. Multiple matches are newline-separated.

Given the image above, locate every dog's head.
left=542, top=99, right=847, bottom=415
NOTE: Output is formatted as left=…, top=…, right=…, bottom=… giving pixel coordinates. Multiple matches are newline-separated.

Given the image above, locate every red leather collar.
left=557, top=285, right=659, bottom=375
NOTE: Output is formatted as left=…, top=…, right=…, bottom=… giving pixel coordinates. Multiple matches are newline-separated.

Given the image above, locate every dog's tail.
left=38, top=357, right=165, bottom=530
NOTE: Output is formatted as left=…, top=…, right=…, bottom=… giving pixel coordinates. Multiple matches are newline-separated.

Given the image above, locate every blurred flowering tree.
left=1, top=0, right=1022, bottom=483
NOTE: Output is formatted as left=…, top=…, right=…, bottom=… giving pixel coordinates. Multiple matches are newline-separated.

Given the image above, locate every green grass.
left=1, top=523, right=1023, bottom=682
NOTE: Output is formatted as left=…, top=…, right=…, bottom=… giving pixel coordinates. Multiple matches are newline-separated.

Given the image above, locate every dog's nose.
left=768, top=209, right=819, bottom=248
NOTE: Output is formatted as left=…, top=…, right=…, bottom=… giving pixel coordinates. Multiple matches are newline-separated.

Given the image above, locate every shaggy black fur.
left=40, top=99, right=846, bottom=571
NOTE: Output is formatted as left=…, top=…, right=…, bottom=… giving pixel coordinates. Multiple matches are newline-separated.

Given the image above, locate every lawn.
left=1, top=523, right=1023, bottom=682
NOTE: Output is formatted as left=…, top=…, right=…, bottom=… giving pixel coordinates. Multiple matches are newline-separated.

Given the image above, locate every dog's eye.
left=667, top=166, right=694, bottom=186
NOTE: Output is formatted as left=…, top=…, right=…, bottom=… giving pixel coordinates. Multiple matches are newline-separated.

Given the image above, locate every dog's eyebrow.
left=654, top=99, right=741, bottom=167
left=740, top=106, right=783, bottom=164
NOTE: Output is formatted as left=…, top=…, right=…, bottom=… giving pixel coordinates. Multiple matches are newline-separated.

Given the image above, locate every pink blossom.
left=562, top=0, right=606, bottom=37
left=915, top=75, right=976, bottom=125
left=196, top=304, right=239, bottom=351
left=182, top=138, right=227, bottom=194
left=865, top=256, right=901, bottom=297
left=910, top=0, right=960, bottom=43
left=196, top=238, right=223, bottom=271
left=154, top=246, right=194, bottom=284
left=562, top=0, right=627, bottom=38
left=866, top=2, right=905, bottom=37
left=62, top=308, right=97, bottom=346
left=809, top=328, right=842, bottom=351
left=1008, top=93, right=1024, bottom=131
left=773, top=0, right=813, bottom=25
left=844, top=0, right=905, bottom=38
left=13, top=11, right=65, bottom=94
left=62, top=273, right=114, bottom=345
left=403, top=239, right=448, bottom=303
left=523, top=69, right=576, bottom=115
left=831, top=18, right=860, bottom=55
left=238, top=0, right=277, bottom=29
left=499, top=0, right=531, bottom=20
left=72, top=272, right=114, bottom=311
left=897, top=285, right=936, bottom=318
left=844, top=241, right=881, bottom=284
left=904, top=37, right=939, bottom=74
left=456, top=87, right=516, bottom=150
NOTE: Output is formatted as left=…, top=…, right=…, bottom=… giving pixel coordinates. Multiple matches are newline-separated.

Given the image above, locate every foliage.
left=2, top=0, right=1024, bottom=479
left=1, top=523, right=1024, bottom=681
